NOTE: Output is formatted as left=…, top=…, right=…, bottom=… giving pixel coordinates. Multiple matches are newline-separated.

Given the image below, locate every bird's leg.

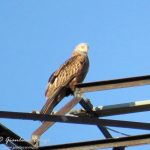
left=74, top=88, right=84, bottom=98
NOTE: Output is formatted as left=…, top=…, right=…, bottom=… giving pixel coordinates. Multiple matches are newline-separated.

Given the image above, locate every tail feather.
left=40, top=87, right=67, bottom=114
left=40, top=98, right=56, bottom=114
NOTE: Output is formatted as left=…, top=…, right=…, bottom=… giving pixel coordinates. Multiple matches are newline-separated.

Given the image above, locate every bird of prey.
left=40, top=43, right=89, bottom=114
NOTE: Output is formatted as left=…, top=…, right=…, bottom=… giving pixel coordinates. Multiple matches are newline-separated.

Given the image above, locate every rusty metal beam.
left=70, top=100, right=150, bottom=117
left=75, top=75, right=150, bottom=93
left=31, top=97, right=82, bottom=146
left=0, top=111, right=150, bottom=130
left=0, top=123, right=35, bottom=149
left=39, top=134, right=150, bottom=150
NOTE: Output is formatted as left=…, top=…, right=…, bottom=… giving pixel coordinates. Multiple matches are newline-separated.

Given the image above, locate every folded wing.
left=40, top=54, right=89, bottom=114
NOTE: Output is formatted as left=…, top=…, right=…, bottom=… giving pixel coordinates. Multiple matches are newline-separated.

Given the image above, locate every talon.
left=74, top=89, right=83, bottom=98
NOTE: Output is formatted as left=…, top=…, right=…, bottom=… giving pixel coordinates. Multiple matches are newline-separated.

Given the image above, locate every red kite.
left=40, top=43, right=89, bottom=114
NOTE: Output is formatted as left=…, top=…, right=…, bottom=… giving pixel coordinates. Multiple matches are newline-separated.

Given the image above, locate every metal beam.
left=31, top=97, right=82, bottom=145
left=79, top=99, right=113, bottom=138
left=79, top=100, right=125, bottom=150
left=0, top=123, right=35, bottom=149
left=113, top=147, right=125, bottom=150
left=39, top=134, right=150, bottom=150
left=79, top=100, right=124, bottom=150
left=75, top=75, right=150, bottom=93
left=1, top=100, right=150, bottom=121
left=0, top=111, right=150, bottom=130
left=70, top=100, right=150, bottom=117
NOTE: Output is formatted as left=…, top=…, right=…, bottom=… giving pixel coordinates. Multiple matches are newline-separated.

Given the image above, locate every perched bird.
left=40, top=43, right=89, bottom=114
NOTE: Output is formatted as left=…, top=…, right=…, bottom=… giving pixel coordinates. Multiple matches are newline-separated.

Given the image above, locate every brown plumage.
left=40, top=43, right=89, bottom=114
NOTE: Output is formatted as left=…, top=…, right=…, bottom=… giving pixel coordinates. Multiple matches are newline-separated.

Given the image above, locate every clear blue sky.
left=0, top=0, right=150, bottom=149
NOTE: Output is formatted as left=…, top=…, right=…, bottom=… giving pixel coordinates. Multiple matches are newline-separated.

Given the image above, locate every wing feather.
left=45, top=55, right=83, bottom=99
left=41, top=54, right=89, bottom=114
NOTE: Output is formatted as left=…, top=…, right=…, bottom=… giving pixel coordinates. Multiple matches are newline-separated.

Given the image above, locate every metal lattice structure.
left=0, top=75, right=150, bottom=150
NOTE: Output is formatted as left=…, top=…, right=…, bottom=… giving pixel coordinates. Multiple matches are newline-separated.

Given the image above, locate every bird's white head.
left=73, top=43, right=89, bottom=55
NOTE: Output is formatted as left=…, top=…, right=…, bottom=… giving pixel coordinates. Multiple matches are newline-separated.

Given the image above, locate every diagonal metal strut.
left=79, top=99, right=112, bottom=138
